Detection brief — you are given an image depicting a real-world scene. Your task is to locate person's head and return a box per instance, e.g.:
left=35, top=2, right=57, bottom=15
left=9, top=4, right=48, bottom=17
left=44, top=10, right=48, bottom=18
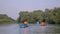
left=42, top=18, right=45, bottom=22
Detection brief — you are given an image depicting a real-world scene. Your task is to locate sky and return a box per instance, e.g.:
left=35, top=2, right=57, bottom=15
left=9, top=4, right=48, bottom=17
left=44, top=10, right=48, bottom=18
left=0, top=0, right=60, bottom=20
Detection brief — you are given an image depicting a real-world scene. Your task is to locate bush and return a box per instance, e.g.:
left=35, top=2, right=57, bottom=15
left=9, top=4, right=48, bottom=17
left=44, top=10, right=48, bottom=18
left=47, top=20, right=55, bottom=24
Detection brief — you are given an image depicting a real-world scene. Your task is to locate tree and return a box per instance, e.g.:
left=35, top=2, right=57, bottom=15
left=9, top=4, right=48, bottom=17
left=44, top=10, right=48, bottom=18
left=0, top=14, right=14, bottom=24
left=18, top=10, right=43, bottom=24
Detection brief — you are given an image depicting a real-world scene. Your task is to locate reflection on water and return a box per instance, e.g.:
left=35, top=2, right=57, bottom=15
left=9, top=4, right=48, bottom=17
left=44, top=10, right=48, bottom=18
left=42, top=26, right=45, bottom=34
left=0, top=24, right=60, bottom=34
left=24, top=26, right=46, bottom=34
left=24, top=28, right=27, bottom=34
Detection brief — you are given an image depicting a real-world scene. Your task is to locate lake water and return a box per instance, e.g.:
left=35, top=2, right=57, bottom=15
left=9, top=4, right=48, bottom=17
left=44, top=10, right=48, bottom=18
left=0, top=24, right=60, bottom=34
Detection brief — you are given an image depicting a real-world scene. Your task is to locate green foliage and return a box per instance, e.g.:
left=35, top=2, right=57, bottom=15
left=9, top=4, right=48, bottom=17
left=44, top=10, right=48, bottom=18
left=18, top=7, right=60, bottom=24
left=0, top=19, right=13, bottom=24
left=18, top=10, right=43, bottom=24
left=0, top=14, right=14, bottom=24
left=45, top=7, right=60, bottom=24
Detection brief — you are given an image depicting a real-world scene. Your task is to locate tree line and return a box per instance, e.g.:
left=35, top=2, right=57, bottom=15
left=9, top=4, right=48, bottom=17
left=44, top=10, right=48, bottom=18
left=0, top=14, right=15, bottom=24
left=0, top=7, right=60, bottom=24
left=17, top=7, right=60, bottom=24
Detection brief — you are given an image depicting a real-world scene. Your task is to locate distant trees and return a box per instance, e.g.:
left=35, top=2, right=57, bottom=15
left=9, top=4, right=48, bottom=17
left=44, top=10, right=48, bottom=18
left=18, top=10, right=44, bottom=24
left=0, top=14, right=14, bottom=24
left=18, top=7, right=60, bottom=24
left=45, top=7, right=60, bottom=24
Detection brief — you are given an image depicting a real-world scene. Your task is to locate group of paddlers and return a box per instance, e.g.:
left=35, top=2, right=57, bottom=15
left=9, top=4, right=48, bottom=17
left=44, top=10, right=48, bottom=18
left=23, top=19, right=46, bottom=26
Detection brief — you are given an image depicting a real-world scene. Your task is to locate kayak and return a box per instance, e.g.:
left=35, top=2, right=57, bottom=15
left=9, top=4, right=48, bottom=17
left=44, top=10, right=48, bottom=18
left=20, top=24, right=29, bottom=28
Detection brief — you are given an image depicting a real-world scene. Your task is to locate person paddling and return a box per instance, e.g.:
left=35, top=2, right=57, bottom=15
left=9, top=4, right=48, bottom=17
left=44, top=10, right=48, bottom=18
left=41, top=19, right=45, bottom=26
left=41, top=22, right=45, bottom=26
left=24, top=20, right=28, bottom=25
left=23, top=20, right=29, bottom=27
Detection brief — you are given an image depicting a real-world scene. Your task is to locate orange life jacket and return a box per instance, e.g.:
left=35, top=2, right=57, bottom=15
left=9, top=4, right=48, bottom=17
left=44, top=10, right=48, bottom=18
left=24, top=21, right=28, bottom=24
left=41, top=22, right=45, bottom=26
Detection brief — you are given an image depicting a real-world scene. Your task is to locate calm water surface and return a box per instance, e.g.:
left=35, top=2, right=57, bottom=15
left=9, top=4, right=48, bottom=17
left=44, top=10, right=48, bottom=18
left=0, top=24, right=60, bottom=34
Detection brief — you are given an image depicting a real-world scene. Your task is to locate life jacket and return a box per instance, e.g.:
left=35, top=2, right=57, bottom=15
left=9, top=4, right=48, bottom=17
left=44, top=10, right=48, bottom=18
left=24, top=21, right=28, bottom=24
left=41, top=22, right=45, bottom=26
